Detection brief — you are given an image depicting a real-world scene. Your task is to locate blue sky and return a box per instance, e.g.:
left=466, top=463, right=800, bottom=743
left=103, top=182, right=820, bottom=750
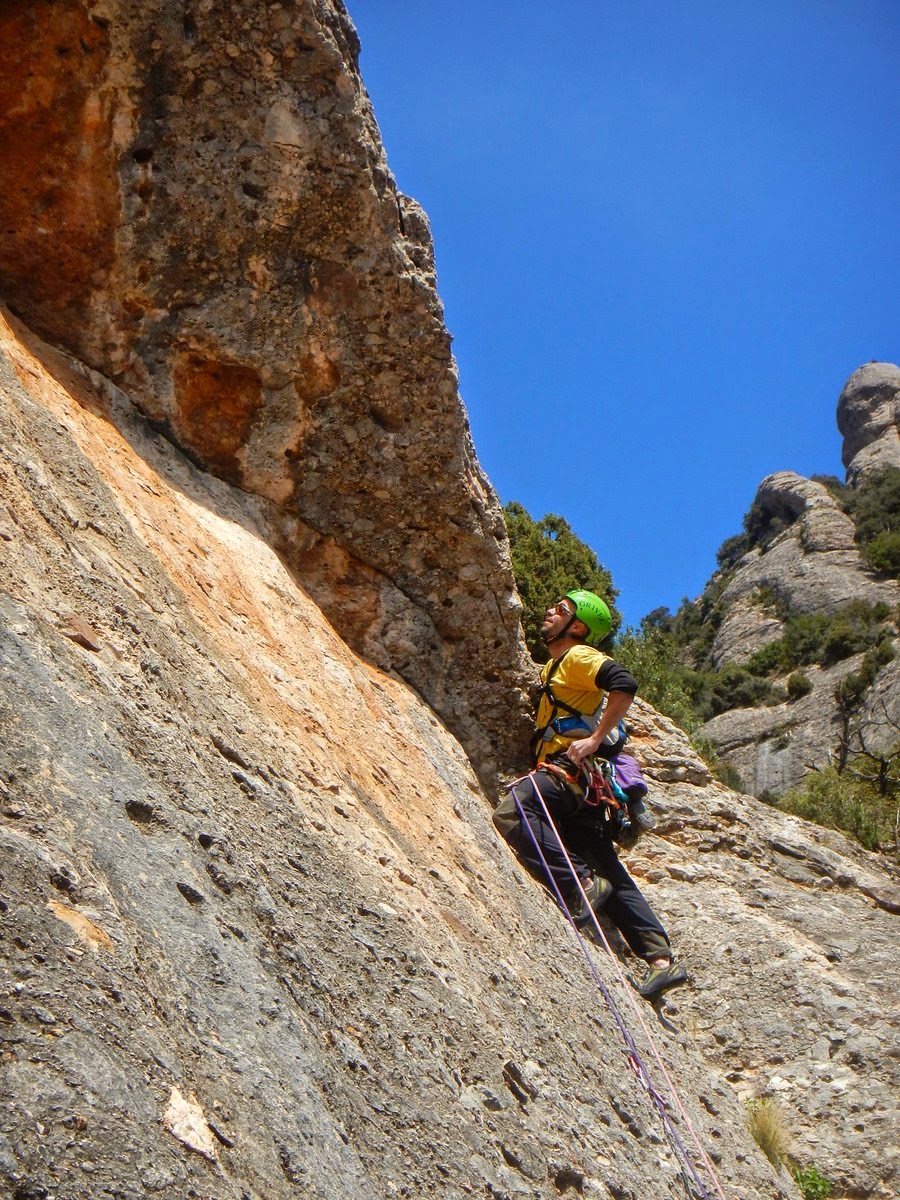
left=350, top=2, right=899, bottom=627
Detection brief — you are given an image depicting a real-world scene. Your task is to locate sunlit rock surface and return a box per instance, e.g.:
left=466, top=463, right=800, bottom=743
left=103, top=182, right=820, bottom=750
left=838, top=362, right=900, bottom=484
left=2, top=307, right=898, bottom=1200
left=702, top=376, right=899, bottom=794
left=0, top=3, right=897, bottom=1196
left=0, top=0, right=533, bottom=788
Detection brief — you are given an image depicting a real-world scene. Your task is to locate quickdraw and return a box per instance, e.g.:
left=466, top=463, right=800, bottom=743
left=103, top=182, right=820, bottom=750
left=534, top=756, right=635, bottom=844
left=584, top=759, right=616, bottom=809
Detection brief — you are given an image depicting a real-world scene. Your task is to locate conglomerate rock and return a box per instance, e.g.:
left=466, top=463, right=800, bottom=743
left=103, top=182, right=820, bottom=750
left=712, top=472, right=891, bottom=671
left=2, top=305, right=898, bottom=1200
left=0, top=5, right=897, bottom=1196
left=703, top=461, right=898, bottom=794
left=700, top=655, right=864, bottom=795
left=837, top=362, right=900, bottom=484
left=0, top=0, right=533, bottom=788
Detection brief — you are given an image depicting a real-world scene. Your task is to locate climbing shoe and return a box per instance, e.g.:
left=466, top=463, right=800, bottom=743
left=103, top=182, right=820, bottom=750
left=628, top=797, right=656, bottom=832
left=638, top=960, right=688, bottom=1000
left=572, top=874, right=612, bottom=927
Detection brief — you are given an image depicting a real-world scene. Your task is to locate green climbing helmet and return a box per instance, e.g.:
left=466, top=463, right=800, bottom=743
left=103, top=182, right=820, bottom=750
left=565, top=589, right=612, bottom=645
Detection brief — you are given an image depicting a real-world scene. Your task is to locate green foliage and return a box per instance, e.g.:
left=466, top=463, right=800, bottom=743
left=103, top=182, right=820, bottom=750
left=786, top=672, right=813, bottom=700
left=746, top=640, right=785, bottom=677
left=614, top=626, right=700, bottom=734
left=765, top=758, right=899, bottom=852
left=623, top=596, right=895, bottom=731
left=613, top=627, right=784, bottom=727
left=826, top=463, right=900, bottom=577
left=763, top=601, right=894, bottom=674
left=706, top=665, right=783, bottom=718
left=744, top=497, right=795, bottom=551
left=834, top=669, right=868, bottom=713
left=746, top=1101, right=836, bottom=1198
left=870, top=632, right=897, bottom=668
left=503, top=502, right=619, bottom=662
left=792, top=1165, right=833, bottom=1200
left=836, top=634, right=896, bottom=715
left=811, top=474, right=848, bottom=503
left=716, top=760, right=747, bottom=793
left=666, top=590, right=727, bottom=669
left=716, top=532, right=752, bottom=570
left=846, top=465, right=900, bottom=539
left=749, top=584, right=779, bottom=612
left=780, top=612, right=832, bottom=666
left=820, top=618, right=863, bottom=664
left=861, top=529, right=900, bottom=576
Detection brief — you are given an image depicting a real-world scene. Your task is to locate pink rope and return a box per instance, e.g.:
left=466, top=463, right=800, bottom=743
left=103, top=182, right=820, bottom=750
left=514, top=771, right=730, bottom=1200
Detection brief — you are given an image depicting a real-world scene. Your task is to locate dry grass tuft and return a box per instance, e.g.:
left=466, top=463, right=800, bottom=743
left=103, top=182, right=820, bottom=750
left=746, top=1097, right=791, bottom=1167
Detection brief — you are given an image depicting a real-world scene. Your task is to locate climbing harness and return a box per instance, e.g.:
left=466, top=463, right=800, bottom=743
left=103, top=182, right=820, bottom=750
left=530, top=650, right=626, bottom=765
left=507, top=772, right=729, bottom=1200
left=586, top=759, right=636, bottom=843
left=530, top=652, right=589, bottom=761
left=541, top=756, right=635, bottom=844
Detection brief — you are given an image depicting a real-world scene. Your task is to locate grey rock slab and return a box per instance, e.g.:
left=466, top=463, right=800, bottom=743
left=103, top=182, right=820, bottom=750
left=837, top=361, right=900, bottom=481
left=0, top=349, right=799, bottom=1200
left=0, top=0, right=535, bottom=792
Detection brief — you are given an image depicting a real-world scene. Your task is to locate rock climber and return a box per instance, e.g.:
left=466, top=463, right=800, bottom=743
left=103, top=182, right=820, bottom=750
left=493, top=590, right=687, bottom=1001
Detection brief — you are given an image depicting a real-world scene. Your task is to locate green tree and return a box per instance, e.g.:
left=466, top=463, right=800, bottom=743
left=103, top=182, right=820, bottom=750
left=861, top=529, right=900, bottom=576
left=787, top=672, right=813, bottom=701
left=811, top=473, right=848, bottom=503
left=716, top=532, right=751, bottom=570
left=503, top=502, right=619, bottom=661
left=842, top=465, right=900, bottom=579
left=747, top=640, right=786, bottom=677
left=844, top=464, right=900, bottom=538
left=743, top=496, right=795, bottom=550
left=767, top=757, right=898, bottom=853
left=614, top=624, right=699, bottom=733
left=707, top=664, right=782, bottom=717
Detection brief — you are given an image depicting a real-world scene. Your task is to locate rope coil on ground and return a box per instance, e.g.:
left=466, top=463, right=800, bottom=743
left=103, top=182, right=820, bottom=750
left=509, top=772, right=729, bottom=1200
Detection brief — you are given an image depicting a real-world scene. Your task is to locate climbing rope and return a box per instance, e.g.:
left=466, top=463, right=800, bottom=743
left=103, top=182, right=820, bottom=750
left=509, top=772, right=729, bottom=1200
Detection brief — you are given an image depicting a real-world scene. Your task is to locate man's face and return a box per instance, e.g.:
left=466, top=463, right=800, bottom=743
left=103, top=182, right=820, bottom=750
left=540, top=598, right=576, bottom=639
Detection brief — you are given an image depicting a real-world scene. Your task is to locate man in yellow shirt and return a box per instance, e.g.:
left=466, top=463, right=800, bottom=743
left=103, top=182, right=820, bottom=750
left=493, top=590, right=686, bottom=1000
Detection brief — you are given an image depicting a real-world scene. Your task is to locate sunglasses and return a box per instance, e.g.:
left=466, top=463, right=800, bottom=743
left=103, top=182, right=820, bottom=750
left=547, top=600, right=575, bottom=617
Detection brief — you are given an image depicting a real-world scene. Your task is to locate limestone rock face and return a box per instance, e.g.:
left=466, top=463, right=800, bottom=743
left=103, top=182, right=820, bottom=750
left=0, top=0, right=533, bottom=787
left=1, top=8, right=897, bottom=1195
left=705, top=648, right=900, bottom=796
left=708, top=593, right=784, bottom=671
left=702, top=464, right=898, bottom=795
left=837, top=361, right=900, bottom=483
left=701, top=656, right=861, bottom=794
left=2, top=309, right=898, bottom=1200
left=712, top=472, right=888, bottom=672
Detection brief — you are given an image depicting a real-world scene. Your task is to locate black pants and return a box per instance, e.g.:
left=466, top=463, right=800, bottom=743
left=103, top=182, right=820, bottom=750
left=493, top=766, right=671, bottom=961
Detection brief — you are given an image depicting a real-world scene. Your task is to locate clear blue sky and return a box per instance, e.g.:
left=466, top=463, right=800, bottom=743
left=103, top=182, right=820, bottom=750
left=350, top=2, right=899, bottom=627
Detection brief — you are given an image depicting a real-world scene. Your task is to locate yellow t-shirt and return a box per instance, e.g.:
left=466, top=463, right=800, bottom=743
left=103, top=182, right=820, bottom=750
left=534, top=644, right=610, bottom=763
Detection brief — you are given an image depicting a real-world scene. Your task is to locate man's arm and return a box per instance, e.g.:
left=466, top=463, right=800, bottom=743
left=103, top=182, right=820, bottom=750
left=565, top=689, right=634, bottom=766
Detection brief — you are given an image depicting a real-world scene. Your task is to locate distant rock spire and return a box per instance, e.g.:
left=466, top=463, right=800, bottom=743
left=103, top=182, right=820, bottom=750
left=837, top=361, right=900, bottom=484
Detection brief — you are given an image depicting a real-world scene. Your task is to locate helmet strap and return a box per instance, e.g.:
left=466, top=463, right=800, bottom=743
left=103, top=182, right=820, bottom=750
left=543, top=612, right=586, bottom=646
